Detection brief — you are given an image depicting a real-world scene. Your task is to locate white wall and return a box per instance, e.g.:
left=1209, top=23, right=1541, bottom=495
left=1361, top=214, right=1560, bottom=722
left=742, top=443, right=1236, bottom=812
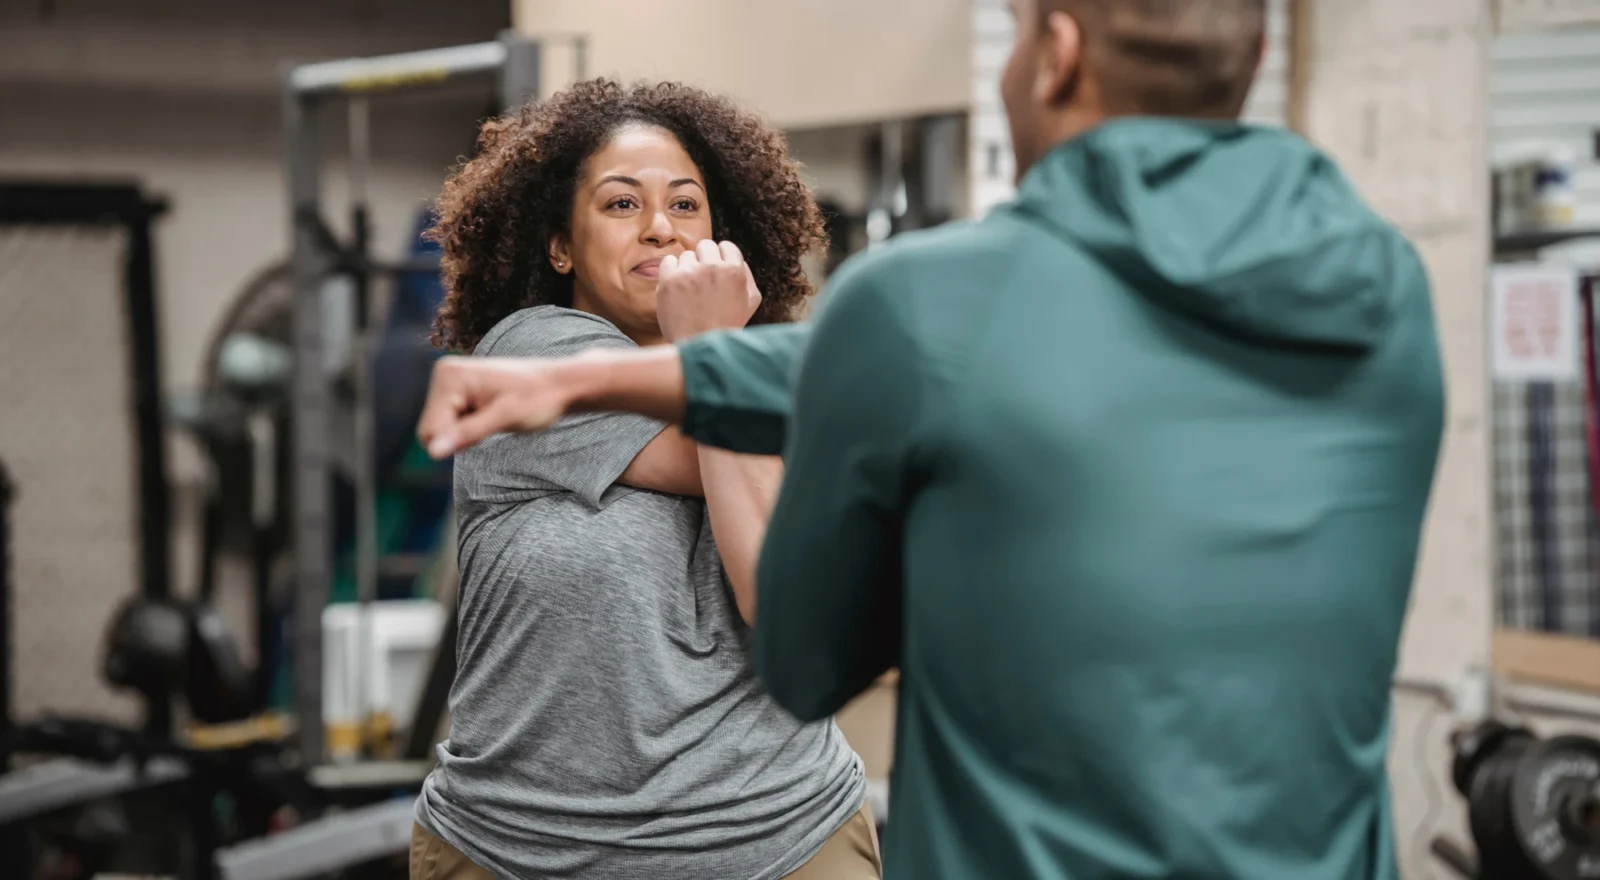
left=512, top=0, right=972, bottom=130
left=0, top=0, right=506, bottom=718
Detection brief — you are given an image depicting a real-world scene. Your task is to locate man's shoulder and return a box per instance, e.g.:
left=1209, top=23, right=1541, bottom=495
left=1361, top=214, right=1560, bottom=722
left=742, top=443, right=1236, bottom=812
left=818, top=211, right=1043, bottom=353
left=802, top=214, right=1047, bottom=398
left=479, top=305, right=631, bottom=358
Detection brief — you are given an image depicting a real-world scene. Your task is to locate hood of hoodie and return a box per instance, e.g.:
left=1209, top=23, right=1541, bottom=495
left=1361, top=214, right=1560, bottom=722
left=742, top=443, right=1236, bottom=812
left=1010, top=118, right=1418, bottom=351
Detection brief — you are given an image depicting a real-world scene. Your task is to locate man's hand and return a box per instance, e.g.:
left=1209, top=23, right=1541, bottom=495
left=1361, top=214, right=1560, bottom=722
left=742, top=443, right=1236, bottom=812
left=657, top=239, right=762, bottom=343
left=416, top=356, right=577, bottom=459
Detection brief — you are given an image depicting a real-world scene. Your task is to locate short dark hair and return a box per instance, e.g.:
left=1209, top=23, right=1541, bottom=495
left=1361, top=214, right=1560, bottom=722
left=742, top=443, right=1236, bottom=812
left=1047, top=0, right=1267, bottom=117
left=429, top=79, right=826, bottom=353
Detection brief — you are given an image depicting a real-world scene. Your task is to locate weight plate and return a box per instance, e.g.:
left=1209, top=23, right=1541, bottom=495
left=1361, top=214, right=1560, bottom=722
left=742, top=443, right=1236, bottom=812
left=1511, top=735, right=1600, bottom=880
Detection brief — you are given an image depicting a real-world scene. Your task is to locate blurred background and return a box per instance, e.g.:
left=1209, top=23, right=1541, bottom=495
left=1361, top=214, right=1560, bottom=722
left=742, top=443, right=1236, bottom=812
left=1, top=1, right=1599, bottom=878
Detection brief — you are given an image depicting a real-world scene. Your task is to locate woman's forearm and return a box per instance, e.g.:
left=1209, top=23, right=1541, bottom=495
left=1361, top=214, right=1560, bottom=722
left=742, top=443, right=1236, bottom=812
left=697, top=447, right=782, bottom=626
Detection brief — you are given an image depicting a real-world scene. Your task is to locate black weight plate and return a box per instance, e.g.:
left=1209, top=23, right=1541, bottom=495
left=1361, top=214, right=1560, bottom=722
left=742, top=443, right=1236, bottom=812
left=1511, top=734, right=1600, bottom=880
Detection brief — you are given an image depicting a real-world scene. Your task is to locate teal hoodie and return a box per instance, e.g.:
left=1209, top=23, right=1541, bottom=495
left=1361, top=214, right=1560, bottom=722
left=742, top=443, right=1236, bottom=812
left=679, top=119, right=1444, bottom=880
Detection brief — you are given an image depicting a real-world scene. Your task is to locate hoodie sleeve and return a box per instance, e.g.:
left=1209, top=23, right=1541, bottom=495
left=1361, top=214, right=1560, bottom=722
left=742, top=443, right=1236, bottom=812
left=677, top=323, right=812, bottom=455
left=753, top=258, right=927, bottom=721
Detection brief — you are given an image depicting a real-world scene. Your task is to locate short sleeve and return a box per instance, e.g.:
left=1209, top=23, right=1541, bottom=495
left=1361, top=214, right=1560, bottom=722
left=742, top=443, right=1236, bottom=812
left=457, top=306, right=668, bottom=509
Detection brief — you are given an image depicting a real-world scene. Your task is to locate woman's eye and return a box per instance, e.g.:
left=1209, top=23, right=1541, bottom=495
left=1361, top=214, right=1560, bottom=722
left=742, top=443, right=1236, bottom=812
left=608, top=196, right=638, bottom=210
left=672, top=198, right=698, bottom=212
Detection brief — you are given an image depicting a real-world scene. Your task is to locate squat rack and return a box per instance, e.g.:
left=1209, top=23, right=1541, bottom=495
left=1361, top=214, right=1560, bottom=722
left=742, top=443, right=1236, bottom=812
left=283, top=31, right=572, bottom=766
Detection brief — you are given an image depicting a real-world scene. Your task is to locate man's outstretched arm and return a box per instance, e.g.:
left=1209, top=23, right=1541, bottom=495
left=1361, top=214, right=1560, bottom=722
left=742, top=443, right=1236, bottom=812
left=419, top=346, right=681, bottom=458
left=417, top=324, right=810, bottom=460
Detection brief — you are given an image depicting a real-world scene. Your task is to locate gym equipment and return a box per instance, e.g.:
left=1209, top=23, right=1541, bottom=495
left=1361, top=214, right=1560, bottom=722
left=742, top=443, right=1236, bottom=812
left=0, top=179, right=417, bottom=878
left=214, top=797, right=416, bottom=880
left=102, top=596, right=253, bottom=726
left=0, top=182, right=200, bottom=879
left=1435, top=720, right=1600, bottom=880
left=0, top=755, right=189, bottom=827
left=162, top=273, right=298, bottom=722
left=284, top=31, right=555, bottom=766
left=1, top=458, right=12, bottom=773
left=0, top=440, right=304, bottom=880
left=0, top=181, right=176, bottom=740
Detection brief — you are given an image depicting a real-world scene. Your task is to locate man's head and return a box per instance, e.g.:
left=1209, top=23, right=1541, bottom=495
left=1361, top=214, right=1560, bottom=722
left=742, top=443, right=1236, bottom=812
left=1000, top=0, right=1267, bottom=180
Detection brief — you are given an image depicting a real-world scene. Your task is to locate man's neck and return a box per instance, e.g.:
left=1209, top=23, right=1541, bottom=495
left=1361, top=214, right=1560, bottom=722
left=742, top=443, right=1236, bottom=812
left=1017, top=106, right=1108, bottom=181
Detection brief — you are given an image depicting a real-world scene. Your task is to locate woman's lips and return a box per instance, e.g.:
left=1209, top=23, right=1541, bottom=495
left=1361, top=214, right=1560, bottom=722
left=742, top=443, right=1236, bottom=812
left=632, top=258, right=663, bottom=279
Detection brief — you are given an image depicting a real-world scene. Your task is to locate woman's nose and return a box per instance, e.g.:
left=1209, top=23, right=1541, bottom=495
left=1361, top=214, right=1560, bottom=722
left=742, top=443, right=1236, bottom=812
left=641, top=211, right=676, bottom=245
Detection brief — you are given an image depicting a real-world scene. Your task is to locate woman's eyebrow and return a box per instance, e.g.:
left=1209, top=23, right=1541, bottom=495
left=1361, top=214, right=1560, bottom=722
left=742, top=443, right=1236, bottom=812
left=595, top=175, right=704, bottom=192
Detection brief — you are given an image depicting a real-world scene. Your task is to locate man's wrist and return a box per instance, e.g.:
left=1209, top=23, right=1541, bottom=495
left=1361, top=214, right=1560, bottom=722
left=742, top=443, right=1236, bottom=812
left=558, top=349, right=619, bottom=414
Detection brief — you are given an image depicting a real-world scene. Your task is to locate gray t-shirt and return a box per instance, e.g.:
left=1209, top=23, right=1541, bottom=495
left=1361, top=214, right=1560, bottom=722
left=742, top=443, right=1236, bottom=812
left=416, top=306, right=865, bottom=879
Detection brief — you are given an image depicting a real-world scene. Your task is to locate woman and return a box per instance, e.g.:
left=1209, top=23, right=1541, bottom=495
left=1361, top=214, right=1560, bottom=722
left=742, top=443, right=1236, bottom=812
left=411, top=79, right=877, bottom=880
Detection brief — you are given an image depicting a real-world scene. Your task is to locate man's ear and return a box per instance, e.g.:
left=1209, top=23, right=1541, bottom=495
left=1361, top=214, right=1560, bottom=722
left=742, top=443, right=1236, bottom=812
left=1035, top=10, right=1084, bottom=106
left=549, top=237, right=572, bottom=274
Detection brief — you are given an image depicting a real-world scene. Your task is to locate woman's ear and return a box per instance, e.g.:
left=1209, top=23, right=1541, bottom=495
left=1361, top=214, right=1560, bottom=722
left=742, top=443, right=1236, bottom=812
left=549, top=237, right=572, bottom=274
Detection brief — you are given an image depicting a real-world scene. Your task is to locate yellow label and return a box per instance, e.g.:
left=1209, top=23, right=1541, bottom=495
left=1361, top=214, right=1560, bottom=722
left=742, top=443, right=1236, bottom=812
left=340, top=69, right=452, bottom=94
left=185, top=713, right=295, bottom=750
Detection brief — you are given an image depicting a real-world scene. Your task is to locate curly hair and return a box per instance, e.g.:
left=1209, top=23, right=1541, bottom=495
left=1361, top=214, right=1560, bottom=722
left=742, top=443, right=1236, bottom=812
left=429, top=79, right=827, bottom=353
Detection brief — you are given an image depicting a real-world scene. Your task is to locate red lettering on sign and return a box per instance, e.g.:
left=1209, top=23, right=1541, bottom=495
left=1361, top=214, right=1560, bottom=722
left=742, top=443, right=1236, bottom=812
left=1504, top=278, right=1564, bottom=361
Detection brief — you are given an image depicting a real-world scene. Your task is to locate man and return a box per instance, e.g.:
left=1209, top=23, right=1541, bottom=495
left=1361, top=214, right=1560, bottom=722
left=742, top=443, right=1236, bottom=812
left=418, top=1, right=1445, bottom=877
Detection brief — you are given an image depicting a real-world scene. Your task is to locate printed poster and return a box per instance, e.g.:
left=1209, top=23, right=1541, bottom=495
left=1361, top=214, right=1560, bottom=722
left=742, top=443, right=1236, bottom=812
left=1491, top=264, right=1581, bottom=382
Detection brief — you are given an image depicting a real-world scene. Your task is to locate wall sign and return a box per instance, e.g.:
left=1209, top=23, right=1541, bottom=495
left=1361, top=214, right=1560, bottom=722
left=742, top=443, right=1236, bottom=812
left=1491, top=263, right=1581, bottom=381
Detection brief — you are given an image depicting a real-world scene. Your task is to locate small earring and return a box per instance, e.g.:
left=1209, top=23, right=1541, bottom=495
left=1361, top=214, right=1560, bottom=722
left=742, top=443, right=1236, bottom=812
left=555, top=261, right=565, bottom=269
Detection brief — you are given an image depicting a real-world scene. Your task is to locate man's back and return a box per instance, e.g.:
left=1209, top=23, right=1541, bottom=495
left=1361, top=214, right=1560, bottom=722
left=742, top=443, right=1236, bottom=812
left=756, top=119, right=1443, bottom=879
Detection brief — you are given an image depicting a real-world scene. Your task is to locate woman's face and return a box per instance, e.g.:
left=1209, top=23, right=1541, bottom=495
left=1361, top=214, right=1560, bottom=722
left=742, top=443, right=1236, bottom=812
left=552, top=124, right=713, bottom=345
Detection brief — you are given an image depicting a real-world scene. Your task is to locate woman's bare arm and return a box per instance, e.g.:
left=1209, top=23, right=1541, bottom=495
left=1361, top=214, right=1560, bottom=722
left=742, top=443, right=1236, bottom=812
left=619, top=427, right=703, bottom=497
left=698, top=447, right=782, bottom=625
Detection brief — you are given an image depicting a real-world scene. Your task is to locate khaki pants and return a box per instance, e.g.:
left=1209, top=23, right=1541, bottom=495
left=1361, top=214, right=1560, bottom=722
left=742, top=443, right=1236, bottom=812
left=784, top=804, right=882, bottom=879
left=410, top=823, right=494, bottom=880
left=410, top=805, right=882, bottom=879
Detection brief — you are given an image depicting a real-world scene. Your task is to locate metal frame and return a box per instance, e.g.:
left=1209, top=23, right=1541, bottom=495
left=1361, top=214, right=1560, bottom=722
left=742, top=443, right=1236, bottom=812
left=214, top=797, right=416, bottom=880
left=0, top=756, right=189, bottom=826
left=0, top=459, right=11, bottom=775
left=0, top=181, right=174, bottom=738
left=282, top=31, right=550, bottom=765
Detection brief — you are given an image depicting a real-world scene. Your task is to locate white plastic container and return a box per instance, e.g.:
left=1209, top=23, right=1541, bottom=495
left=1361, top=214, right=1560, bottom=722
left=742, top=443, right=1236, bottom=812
left=322, top=599, right=448, bottom=761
